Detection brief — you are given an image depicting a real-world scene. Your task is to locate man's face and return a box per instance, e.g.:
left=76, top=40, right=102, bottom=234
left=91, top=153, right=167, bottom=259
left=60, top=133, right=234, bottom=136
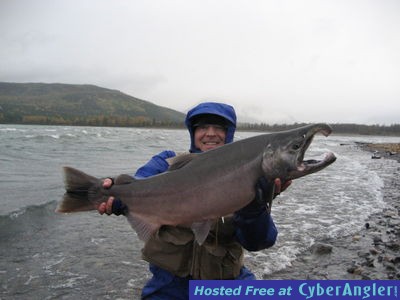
left=193, top=124, right=227, bottom=152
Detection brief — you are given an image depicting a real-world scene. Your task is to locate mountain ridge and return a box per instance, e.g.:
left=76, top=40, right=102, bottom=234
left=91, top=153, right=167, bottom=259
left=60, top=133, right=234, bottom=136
left=0, top=82, right=185, bottom=127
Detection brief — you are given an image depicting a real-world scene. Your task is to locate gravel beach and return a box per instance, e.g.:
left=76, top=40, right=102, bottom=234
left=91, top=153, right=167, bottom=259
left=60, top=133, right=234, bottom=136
left=264, top=143, right=400, bottom=280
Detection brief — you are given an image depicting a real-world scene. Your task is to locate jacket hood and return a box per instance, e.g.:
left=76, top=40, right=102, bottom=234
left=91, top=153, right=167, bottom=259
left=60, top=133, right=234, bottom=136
left=185, top=102, right=237, bottom=152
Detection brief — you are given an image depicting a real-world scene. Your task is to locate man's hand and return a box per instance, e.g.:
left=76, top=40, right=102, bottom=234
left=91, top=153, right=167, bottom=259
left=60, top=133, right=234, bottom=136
left=97, top=178, right=115, bottom=215
left=97, top=197, right=115, bottom=215
left=273, top=178, right=292, bottom=197
left=103, top=177, right=113, bottom=189
left=97, top=178, right=128, bottom=216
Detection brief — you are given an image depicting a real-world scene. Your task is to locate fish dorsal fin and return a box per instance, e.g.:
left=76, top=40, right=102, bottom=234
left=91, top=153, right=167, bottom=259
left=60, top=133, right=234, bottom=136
left=167, top=153, right=198, bottom=171
left=114, top=174, right=135, bottom=185
left=126, top=212, right=160, bottom=242
left=191, top=220, right=213, bottom=245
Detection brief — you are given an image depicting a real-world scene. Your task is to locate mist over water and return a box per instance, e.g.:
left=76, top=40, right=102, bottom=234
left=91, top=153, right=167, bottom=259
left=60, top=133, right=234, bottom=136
left=1, top=125, right=399, bottom=299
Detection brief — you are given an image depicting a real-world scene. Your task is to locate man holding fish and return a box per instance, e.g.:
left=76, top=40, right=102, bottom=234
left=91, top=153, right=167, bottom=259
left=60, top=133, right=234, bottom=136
left=98, top=102, right=291, bottom=299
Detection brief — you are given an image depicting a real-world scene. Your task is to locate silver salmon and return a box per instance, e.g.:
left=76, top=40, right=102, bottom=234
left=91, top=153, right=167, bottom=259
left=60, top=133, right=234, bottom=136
left=57, top=123, right=336, bottom=244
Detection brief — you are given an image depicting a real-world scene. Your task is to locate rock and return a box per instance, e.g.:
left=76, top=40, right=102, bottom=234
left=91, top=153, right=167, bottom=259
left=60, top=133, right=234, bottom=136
left=383, top=261, right=396, bottom=271
left=347, top=266, right=357, bottom=274
left=392, top=257, right=400, bottom=264
left=364, top=257, right=375, bottom=268
left=386, top=264, right=396, bottom=272
left=377, top=220, right=387, bottom=226
left=373, top=235, right=383, bottom=245
left=369, top=248, right=379, bottom=255
left=361, top=273, right=372, bottom=280
left=386, top=242, right=400, bottom=251
left=358, top=251, right=371, bottom=258
left=310, top=243, right=333, bottom=255
left=384, top=210, right=398, bottom=218
left=347, top=262, right=364, bottom=275
left=389, top=219, right=400, bottom=227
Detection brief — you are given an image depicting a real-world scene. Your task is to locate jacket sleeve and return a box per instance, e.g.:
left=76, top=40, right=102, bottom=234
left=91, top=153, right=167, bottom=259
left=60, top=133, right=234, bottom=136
left=134, top=150, right=176, bottom=179
left=233, top=209, right=277, bottom=251
left=233, top=178, right=278, bottom=251
left=111, top=150, right=176, bottom=215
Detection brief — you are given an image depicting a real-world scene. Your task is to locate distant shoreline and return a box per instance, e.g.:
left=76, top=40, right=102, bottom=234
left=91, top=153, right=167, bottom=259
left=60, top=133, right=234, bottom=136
left=360, top=143, right=400, bottom=163
left=1, top=122, right=400, bottom=136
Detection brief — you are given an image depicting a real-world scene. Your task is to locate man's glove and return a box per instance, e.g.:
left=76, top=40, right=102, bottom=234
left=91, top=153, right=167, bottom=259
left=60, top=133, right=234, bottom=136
left=111, top=199, right=128, bottom=216
left=235, top=177, right=275, bottom=217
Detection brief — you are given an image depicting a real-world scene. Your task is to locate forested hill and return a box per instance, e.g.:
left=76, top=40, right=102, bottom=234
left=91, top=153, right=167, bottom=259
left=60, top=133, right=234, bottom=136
left=0, top=82, right=398, bottom=135
left=0, top=82, right=185, bottom=127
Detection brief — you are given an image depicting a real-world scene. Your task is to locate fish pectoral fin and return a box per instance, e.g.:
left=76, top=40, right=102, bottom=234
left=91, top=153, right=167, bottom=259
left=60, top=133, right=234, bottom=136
left=167, top=153, right=199, bottom=171
left=126, top=213, right=160, bottom=242
left=191, top=220, right=213, bottom=245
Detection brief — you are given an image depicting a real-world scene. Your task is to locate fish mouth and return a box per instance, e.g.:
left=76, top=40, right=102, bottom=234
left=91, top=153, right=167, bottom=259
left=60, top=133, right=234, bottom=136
left=297, top=152, right=337, bottom=174
left=290, top=124, right=337, bottom=179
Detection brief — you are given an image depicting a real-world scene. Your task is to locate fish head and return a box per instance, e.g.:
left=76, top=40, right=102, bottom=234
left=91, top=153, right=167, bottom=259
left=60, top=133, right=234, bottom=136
left=261, top=123, right=337, bottom=180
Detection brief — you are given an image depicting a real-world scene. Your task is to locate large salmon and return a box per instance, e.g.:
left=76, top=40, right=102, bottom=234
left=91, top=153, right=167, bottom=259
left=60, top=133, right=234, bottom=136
left=57, top=124, right=336, bottom=244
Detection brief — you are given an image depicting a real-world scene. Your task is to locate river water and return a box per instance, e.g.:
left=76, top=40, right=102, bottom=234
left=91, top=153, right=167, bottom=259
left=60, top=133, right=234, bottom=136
left=1, top=124, right=399, bottom=299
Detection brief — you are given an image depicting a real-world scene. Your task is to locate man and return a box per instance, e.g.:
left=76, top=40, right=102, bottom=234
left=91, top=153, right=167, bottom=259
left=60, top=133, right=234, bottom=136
left=98, top=102, right=290, bottom=299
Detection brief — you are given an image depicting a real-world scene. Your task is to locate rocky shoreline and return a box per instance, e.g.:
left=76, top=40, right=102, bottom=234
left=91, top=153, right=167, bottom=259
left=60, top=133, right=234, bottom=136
left=360, top=143, right=400, bottom=163
left=264, top=143, right=400, bottom=280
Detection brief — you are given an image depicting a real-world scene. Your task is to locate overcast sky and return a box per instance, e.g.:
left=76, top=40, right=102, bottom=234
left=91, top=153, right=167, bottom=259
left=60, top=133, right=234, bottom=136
left=1, top=0, right=399, bottom=125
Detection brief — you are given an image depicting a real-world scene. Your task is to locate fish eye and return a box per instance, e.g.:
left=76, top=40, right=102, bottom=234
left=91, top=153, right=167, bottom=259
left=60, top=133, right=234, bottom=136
left=292, top=143, right=301, bottom=150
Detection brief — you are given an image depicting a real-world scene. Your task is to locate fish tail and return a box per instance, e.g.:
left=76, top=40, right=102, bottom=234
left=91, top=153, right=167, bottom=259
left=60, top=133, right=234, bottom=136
left=56, top=166, right=105, bottom=213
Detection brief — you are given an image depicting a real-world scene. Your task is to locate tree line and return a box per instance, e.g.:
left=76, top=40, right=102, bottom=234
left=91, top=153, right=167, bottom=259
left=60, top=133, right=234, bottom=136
left=0, top=113, right=183, bottom=128
left=237, top=122, right=400, bottom=136
left=1, top=111, right=399, bottom=136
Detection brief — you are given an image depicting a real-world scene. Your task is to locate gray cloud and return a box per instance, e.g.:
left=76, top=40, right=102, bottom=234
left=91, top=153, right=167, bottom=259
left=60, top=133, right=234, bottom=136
left=1, top=0, right=399, bottom=124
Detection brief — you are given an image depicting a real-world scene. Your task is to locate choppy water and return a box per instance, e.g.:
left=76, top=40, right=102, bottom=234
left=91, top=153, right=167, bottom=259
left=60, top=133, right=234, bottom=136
left=1, top=124, right=399, bottom=299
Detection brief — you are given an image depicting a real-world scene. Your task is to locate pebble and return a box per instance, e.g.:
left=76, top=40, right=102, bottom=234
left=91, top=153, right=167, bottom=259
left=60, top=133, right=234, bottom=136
left=386, top=242, right=400, bottom=251
left=389, top=219, right=400, bottom=227
left=357, top=251, right=370, bottom=258
left=392, top=257, right=400, bottom=264
left=373, top=236, right=383, bottom=245
left=369, top=248, right=379, bottom=255
left=347, top=265, right=363, bottom=275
